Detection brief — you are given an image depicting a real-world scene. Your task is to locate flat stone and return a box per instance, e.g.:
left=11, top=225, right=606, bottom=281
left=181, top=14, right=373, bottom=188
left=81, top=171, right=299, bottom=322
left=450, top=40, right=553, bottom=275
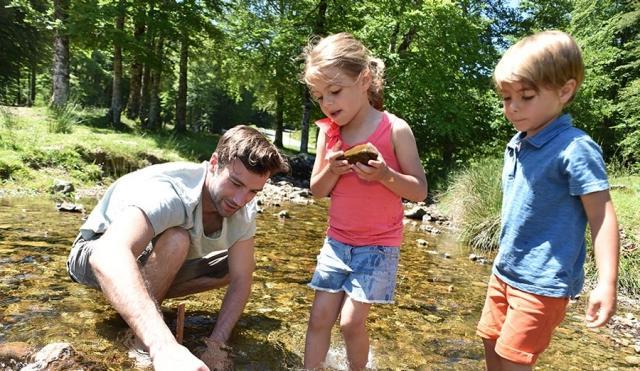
left=337, top=143, right=379, bottom=165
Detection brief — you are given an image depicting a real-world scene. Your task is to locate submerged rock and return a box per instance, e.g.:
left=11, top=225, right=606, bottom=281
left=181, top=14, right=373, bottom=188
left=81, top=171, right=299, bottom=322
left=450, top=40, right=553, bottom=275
left=0, top=341, right=34, bottom=360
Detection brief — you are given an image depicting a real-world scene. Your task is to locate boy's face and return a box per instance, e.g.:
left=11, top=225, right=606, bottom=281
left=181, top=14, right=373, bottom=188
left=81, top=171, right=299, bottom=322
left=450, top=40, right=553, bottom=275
left=499, top=81, right=572, bottom=137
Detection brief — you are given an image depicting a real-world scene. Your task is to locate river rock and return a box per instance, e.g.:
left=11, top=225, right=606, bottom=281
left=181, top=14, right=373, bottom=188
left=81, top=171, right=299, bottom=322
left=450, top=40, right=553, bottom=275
left=0, top=341, right=34, bottom=360
left=337, top=143, right=379, bottom=165
left=625, top=356, right=640, bottom=365
left=52, top=179, right=74, bottom=195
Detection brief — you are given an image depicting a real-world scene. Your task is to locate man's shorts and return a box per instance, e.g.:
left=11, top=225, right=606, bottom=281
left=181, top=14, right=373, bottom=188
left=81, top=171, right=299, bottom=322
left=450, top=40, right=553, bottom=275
left=67, top=232, right=229, bottom=289
left=308, top=237, right=400, bottom=304
left=476, top=274, right=569, bottom=365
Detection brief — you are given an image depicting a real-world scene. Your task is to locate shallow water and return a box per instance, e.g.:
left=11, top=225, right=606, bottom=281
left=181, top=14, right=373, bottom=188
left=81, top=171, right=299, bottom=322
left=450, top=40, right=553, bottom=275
left=0, top=197, right=633, bottom=369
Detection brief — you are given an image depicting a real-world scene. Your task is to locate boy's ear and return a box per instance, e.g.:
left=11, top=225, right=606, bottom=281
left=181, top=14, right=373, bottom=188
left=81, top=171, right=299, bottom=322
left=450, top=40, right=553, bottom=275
left=559, top=79, right=577, bottom=104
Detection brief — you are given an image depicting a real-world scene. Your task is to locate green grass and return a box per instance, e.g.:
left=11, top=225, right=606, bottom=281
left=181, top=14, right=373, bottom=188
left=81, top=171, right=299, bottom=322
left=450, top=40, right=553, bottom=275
left=0, top=105, right=220, bottom=194
left=438, top=157, right=503, bottom=251
left=608, top=173, right=640, bottom=296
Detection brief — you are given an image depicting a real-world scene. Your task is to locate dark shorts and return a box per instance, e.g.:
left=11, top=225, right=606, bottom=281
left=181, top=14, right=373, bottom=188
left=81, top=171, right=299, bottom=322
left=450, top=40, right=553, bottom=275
left=67, top=232, right=229, bottom=289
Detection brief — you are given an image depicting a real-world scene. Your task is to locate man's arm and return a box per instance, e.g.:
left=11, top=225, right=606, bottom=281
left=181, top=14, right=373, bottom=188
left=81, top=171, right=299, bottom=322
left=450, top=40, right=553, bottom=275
left=207, top=237, right=256, bottom=343
left=581, top=190, right=619, bottom=328
left=89, top=206, right=208, bottom=371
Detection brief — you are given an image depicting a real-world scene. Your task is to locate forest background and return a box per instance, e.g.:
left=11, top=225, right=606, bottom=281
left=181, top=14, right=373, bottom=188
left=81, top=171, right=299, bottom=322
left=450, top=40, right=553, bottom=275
left=1, top=0, right=639, bottom=293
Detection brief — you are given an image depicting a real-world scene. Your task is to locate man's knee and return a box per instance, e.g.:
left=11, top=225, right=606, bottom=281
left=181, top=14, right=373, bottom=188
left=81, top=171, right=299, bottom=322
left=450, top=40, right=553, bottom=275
left=158, top=227, right=190, bottom=252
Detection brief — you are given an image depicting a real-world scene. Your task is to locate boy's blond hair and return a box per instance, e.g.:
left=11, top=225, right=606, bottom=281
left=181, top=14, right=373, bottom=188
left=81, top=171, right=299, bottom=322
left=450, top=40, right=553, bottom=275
left=494, top=30, right=584, bottom=102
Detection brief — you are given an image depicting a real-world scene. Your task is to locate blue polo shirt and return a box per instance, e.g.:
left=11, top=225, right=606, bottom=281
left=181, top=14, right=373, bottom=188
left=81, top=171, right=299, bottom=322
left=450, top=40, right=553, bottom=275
left=493, top=114, right=609, bottom=298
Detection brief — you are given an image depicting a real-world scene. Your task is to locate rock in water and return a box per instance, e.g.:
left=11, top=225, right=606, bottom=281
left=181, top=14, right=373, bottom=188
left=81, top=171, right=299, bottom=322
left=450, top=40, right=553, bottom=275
left=337, top=143, right=379, bottom=165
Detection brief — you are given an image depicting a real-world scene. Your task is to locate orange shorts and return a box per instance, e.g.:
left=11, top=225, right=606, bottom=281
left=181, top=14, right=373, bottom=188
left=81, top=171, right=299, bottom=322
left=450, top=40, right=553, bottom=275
left=476, top=274, right=569, bottom=365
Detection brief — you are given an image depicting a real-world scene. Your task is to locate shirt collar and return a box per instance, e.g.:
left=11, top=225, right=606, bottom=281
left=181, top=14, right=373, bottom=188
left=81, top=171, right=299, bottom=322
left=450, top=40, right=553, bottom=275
left=507, top=114, right=573, bottom=150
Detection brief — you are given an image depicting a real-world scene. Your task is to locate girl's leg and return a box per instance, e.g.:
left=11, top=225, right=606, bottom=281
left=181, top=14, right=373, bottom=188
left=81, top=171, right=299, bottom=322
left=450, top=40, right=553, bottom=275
left=304, top=291, right=344, bottom=368
left=339, top=297, right=371, bottom=370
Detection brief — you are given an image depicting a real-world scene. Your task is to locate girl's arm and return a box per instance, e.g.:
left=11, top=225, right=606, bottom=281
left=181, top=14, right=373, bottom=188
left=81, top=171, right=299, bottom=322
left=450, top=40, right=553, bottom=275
left=352, top=119, right=427, bottom=202
left=581, top=189, right=619, bottom=328
left=309, top=132, right=350, bottom=198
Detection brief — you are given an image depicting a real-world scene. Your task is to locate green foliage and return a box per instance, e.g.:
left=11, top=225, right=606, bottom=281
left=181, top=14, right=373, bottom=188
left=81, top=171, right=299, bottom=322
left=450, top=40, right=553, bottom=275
left=440, top=157, right=503, bottom=251
left=0, top=151, right=26, bottom=180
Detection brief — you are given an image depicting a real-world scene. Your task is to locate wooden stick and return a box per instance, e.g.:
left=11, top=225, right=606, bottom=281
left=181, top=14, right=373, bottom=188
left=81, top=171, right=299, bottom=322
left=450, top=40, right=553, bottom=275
left=176, top=303, right=186, bottom=344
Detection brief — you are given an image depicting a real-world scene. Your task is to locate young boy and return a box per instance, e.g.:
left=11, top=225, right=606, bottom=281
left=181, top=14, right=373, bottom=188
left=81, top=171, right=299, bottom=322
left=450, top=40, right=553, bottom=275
left=476, top=30, right=620, bottom=370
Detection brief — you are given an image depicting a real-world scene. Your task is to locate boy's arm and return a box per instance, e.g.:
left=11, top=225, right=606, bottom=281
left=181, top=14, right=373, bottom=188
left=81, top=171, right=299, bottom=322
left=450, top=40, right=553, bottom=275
left=310, top=133, right=350, bottom=198
left=580, top=190, right=619, bottom=328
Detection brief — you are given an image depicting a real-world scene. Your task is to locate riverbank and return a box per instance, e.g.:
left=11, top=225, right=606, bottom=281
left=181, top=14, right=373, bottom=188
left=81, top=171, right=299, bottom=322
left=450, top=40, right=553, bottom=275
left=2, top=105, right=639, bottom=366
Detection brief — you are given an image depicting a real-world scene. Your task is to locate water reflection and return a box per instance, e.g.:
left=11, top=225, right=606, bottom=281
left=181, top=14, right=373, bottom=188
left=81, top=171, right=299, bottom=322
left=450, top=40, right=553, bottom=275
left=0, top=197, right=628, bottom=369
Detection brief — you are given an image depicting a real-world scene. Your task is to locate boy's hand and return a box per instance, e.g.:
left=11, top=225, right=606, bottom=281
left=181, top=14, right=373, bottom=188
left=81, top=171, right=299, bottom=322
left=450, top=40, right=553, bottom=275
left=585, top=282, right=617, bottom=328
left=325, top=141, right=351, bottom=176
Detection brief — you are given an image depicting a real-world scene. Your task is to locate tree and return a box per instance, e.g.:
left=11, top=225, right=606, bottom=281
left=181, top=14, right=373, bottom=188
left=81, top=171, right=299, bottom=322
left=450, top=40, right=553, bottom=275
left=571, top=0, right=640, bottom=164
left=108, top=0, right=127, bottom=128
left=51, top=0, right=70, bottom=108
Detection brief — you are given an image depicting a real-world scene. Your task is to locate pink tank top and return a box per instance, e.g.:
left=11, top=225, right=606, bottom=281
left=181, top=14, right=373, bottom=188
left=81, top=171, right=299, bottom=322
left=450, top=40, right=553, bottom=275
left=323, top=112, right=404, bottom=247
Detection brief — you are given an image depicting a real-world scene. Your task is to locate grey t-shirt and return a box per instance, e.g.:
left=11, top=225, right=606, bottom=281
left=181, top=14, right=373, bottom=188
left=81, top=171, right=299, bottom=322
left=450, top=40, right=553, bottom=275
left=80, top=161, right=257, bottom=260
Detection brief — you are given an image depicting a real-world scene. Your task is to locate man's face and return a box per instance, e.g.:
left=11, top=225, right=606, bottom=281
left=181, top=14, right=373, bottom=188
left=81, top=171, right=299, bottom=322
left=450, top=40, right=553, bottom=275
left=206, top=155, right=269, bottom=217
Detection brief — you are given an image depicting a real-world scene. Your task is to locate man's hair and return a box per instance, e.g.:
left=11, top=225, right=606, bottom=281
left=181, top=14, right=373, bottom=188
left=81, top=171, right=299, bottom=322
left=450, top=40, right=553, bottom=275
left=214, top=125, right=289, bottom=176
left=494, top=30, right=584, bottom=102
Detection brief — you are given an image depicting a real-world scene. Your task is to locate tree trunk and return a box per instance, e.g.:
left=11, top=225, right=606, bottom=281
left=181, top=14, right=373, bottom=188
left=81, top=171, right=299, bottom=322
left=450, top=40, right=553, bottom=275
left=140, top=1, right=156, bottom=126
left=16, top=69, right=21, bottom=106
left=297, top=0, right=327, bottom=151
left=28, top=63, right=36, bottom=106
left=109, top=2, right=126, bottom=129
left=175, top=30, right=188, bottom=134
left=145, top=35, right=164, bottom=130
left=299, top=89, right=311, bottom=153
left=126, top=17, right=145, bottom=120
left=51, top=0, right=70, bottom=108
left=274, top=88, right=284, bottom=148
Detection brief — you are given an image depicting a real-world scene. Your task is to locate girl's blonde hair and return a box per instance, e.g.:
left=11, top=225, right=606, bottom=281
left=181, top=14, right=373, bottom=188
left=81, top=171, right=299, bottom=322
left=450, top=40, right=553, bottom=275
left=494, top=30, right=584, bottom=102
left=302, top=32, right=385, bottom=110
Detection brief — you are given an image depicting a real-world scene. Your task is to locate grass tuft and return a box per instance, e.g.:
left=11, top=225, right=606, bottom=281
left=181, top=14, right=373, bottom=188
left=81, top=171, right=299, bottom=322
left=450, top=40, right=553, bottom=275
left=439, top=157, right=503, bottom=252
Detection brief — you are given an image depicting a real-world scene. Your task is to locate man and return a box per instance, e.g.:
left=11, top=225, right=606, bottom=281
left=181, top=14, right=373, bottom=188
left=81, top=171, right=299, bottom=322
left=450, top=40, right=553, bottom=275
left=67, top=125, right=289, bottom=370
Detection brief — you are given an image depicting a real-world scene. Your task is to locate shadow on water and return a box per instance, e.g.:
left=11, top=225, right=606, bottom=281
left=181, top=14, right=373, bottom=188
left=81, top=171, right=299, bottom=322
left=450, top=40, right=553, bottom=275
left=0, top=197, right=633, bottom=369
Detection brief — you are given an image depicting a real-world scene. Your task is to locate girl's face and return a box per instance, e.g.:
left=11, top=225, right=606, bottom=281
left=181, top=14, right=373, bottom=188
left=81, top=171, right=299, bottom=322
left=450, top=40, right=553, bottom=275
left=309, top=67, right=371, bottom=126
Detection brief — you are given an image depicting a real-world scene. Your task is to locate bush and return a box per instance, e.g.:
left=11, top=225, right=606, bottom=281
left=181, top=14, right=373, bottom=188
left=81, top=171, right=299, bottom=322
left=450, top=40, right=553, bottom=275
left=48, top=102, right=83, bottom=133
left=440, top=157, right=503, bottom=251
left=0, top=154, right=26, bottom=180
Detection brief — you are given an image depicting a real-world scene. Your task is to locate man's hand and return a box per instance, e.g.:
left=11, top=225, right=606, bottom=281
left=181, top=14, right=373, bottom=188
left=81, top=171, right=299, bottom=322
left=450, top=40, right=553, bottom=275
left=585, top=282, right=617, bottom=328
left=200, top=338, right=233, bottom=371
left=151, top=342, right=210, bottom=371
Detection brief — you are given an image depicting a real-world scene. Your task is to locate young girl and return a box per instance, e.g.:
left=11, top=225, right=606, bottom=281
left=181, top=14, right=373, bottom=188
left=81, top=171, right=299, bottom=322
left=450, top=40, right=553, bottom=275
left=302, top=33, right=428, bottom=369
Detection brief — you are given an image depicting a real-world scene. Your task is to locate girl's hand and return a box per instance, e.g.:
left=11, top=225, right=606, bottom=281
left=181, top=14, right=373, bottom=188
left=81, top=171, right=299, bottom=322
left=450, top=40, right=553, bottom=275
left=325, top=141, right=351, bottom=176
left=352, top=150, right=390, bottom=183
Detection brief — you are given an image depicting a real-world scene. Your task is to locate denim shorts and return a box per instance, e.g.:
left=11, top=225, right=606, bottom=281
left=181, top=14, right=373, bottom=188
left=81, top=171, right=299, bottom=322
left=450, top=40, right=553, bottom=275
left=308, top=237, right=400, bottom=304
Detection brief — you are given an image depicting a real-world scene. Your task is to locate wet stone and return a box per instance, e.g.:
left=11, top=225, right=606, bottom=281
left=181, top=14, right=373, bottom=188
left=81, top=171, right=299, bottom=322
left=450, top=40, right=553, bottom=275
left=337, top=143, right=379, bottom=165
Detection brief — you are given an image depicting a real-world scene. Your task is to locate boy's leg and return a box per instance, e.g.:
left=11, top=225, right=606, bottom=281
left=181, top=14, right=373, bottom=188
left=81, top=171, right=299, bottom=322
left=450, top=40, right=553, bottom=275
left=304, top=291, right=344, bottom=368
left=482, top=338, right=502, bottom=371
left=477, top=274, right=509, bottom=371
left=339, top=297, right=371, bottom=371
left=478, top=275, right=568, bottom=369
